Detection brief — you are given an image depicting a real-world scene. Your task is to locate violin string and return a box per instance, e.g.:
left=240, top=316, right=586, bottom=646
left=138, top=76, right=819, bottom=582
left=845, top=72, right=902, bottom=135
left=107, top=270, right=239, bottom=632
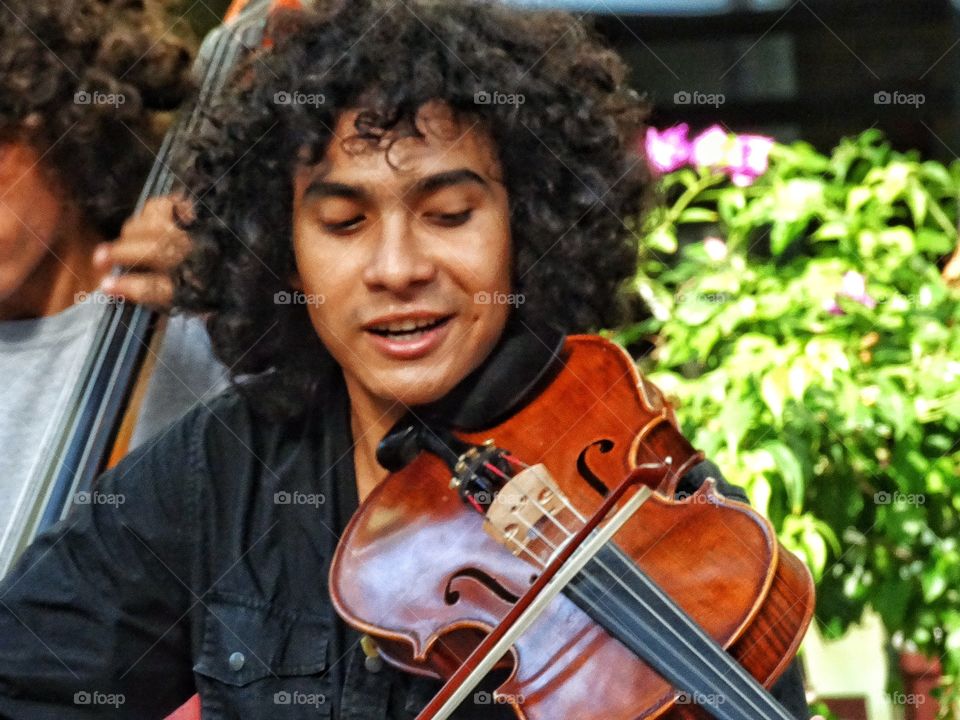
left=530, top=489, right=793, bottom=720
left=502, top=501, right=751, bottom=720
left=515, top=506, right=786, bottom=720
left=572, top=549, right=792, bottom=720
left=497, top=486, right=792, bottom=720
left=499, top=508, right=759, bottom=720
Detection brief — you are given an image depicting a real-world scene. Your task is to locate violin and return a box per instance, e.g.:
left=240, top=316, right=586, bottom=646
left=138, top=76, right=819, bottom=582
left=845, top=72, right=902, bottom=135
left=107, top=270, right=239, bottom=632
left=330, top=334, right=815, bottom=720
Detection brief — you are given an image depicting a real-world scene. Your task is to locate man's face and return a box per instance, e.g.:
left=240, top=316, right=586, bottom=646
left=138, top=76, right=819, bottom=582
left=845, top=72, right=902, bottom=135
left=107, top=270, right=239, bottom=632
left=292, top=102, right=512, bottom=412
left=0, top=143, right=64, bottom=305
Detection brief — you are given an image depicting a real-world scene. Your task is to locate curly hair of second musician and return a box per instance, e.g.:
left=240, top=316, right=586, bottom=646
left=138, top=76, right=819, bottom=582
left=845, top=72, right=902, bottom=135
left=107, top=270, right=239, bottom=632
left=0, top=0, right=194, bottom=238
left=177, top=0, right=651, bottom=417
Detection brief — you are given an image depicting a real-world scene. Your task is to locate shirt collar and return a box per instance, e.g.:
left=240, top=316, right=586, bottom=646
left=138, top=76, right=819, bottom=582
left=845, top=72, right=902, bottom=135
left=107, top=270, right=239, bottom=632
left=417, top=316, right=566, bottom=431
left=376, top=317, right=566, bottom=470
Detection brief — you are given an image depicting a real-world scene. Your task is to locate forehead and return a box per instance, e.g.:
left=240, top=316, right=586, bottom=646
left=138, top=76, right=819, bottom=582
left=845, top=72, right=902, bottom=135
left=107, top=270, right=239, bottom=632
left=303, top=101, right=501, bottom=188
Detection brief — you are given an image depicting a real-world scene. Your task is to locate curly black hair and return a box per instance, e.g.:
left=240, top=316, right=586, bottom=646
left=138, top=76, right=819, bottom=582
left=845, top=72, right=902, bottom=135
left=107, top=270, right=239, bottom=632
left=0, top=0, right=195, bottom=238
left=177, top=0, right=651, bottom=416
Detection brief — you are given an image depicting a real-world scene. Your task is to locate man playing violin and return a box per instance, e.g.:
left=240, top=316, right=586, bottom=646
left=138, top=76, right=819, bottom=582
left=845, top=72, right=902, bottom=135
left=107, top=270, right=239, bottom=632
left=0, top=0, right=226, bottom=570
left=0, top=1, right=819, bottom=718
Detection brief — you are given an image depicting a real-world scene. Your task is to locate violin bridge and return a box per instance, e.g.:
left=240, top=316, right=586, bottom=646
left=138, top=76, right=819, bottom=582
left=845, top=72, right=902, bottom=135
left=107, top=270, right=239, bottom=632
left=483, top=464, right=567, bottom=558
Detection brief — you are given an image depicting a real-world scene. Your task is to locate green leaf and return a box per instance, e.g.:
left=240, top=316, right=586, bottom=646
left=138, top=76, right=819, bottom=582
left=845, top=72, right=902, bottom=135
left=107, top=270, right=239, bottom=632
left=678, top=207, right=719, bottom=224
left=922, top=568, right=948, bottom=602
left=907, top=180, right=928, bottom=226
left=646, top=226, right=678, bottom=253
left=770, top=220, right=807, bottom=256
left=761, top=366, right=790, bottom=422
left=812, top=221, right=849, bottom=242
left=847, top=186, right=873, bottom=215
left=763, top=441, right=805, bottom=514
left=787, top=358, right=812, bottom=401
left=914, top=228, right=954, bottom=255
left=878, top=226, right=916, bottom=256
left=803, top=525, right=828, bottom=578
left=920, top=160, right=952, bottom=188
left=718, top=395, right=755, bottom=457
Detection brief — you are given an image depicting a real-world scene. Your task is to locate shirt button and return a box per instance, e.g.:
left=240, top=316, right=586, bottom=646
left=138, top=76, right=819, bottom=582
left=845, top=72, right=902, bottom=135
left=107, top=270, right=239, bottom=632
left=228, top=651, right=246, bottom=671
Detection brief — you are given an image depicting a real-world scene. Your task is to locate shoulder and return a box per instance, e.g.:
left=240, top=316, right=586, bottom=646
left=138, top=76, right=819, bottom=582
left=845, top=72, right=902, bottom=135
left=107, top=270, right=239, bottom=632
left=191, top=383, right=319, bottom=466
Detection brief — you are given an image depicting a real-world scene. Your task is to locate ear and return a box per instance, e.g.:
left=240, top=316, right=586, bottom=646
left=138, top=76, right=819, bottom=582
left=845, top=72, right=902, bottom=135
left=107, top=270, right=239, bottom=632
left=289, top=272, right=303, bottom=290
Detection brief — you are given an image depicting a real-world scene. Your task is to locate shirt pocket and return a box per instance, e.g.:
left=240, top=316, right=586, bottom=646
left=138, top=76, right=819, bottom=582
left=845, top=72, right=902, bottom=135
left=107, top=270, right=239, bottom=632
left=193, top=596, right=332, bottom=719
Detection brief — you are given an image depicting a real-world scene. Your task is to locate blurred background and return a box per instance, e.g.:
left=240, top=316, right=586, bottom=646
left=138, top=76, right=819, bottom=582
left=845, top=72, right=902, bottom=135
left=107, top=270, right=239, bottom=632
left=185, top=0, right=960, bottom=157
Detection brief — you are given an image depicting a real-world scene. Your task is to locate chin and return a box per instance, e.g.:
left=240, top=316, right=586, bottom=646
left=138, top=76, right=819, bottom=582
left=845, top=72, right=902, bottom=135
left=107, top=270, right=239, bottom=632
left=386, top=385, right=449, bottom=409
left=376, top=372, right=457, bottom=409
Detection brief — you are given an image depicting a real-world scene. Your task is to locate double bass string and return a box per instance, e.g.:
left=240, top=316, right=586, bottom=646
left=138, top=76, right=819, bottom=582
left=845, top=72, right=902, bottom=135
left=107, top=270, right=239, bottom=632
left=500, top=482, right=795, bottom=720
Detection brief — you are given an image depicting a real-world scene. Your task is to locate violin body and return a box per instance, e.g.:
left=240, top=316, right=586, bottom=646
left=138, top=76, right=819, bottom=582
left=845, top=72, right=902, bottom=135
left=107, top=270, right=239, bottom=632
left=330, top=335, right=815, bottom=719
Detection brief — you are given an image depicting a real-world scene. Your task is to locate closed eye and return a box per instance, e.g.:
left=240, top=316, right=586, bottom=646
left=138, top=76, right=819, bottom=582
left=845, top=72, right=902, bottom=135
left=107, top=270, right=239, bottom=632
left=427, top=209, right=473, bottom=227
left=324, top=215, right=365, bottom=233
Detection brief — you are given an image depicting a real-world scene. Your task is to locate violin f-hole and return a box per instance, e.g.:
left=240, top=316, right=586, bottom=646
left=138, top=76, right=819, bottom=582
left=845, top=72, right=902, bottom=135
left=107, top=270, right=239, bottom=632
left=443, top=569, right=521, bottom=606
left=576, top=439, right=615, bottom=499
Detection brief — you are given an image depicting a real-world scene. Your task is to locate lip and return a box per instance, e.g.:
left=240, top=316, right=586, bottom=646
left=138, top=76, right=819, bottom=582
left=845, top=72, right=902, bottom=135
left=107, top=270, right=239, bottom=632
left=362, top=312, right=455, bottom=361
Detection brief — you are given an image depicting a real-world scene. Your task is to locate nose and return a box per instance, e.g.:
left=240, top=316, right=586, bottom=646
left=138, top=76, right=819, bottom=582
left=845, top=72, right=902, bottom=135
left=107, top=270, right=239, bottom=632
left=362, top=213, right=437, bottom=293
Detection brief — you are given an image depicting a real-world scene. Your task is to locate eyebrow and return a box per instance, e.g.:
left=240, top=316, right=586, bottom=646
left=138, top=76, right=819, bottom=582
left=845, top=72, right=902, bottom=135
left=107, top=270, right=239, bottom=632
left=302, top=168, right=491, bottom=203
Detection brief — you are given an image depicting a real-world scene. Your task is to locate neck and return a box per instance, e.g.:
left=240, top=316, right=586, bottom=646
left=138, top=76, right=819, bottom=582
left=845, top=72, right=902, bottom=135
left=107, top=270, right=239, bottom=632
left=347, top=386, right=405, bottom=503
left=0, top=224, right=104, bottom=321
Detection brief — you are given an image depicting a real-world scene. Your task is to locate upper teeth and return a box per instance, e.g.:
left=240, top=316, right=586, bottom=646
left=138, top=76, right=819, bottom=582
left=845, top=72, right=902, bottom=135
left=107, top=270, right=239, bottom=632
left=372, top=318, right=440, bottom=333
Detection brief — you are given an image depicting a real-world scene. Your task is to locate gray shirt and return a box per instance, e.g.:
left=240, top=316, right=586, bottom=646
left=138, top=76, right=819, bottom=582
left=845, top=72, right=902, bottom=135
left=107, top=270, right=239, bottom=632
left=0, top=293, right=227, bottom=573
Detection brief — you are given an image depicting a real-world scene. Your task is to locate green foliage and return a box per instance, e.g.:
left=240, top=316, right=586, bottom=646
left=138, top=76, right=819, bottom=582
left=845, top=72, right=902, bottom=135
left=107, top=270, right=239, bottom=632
left=620, top=130, right=960, bottom=704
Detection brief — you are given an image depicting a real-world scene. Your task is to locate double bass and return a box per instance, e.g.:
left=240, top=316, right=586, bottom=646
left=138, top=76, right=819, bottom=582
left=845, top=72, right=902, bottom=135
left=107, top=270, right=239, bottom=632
left=3, top=0, right=303, bottom=568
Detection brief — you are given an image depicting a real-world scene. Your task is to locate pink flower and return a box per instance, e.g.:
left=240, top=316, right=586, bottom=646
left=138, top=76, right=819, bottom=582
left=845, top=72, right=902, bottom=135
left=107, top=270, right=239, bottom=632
left=738, top=135, right=775, bottom=175
left=691, top=125, right=729, bottom=168
left=727, top=134, right=774, bottom=187
left=645, top=124, right=692, bottom=174
left=839, top=271, right=877, bottom=309
left=646, top=124, right=775, bottom=186
left=825, top=271, right=877, bottom=315
left=823, top=298, right=845, bottom=316
left=690, top=126, right=774, bottom=187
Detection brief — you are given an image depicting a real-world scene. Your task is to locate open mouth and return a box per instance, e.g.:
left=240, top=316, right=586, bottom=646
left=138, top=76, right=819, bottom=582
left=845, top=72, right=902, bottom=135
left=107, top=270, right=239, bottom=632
left=366, top=315, right=453, bottom=340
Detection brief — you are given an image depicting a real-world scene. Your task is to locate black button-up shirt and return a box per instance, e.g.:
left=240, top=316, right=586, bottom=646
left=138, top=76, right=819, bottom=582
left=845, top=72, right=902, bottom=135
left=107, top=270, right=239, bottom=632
left=0, top=325, right=810, bottom=719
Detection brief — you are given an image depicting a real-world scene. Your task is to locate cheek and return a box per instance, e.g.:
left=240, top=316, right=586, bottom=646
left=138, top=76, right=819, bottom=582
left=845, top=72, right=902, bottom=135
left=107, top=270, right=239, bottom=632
left=0, top=204, right=59, bottom=298
left=459, top=215, right=513, bottom=293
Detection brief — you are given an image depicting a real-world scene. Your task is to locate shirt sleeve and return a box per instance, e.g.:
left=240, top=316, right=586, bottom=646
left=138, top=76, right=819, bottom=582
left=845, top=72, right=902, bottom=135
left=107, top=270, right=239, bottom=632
left=0, top=408, right=205, bottom=719
left=677, top=458, right=811, bottom=720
